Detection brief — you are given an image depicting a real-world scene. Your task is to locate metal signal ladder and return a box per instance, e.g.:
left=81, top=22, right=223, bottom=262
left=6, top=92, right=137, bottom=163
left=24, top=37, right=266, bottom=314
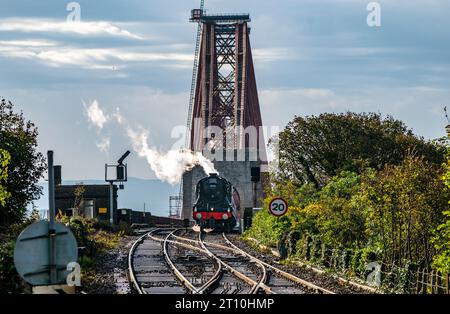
left=185, top=0, right=205, bottom=148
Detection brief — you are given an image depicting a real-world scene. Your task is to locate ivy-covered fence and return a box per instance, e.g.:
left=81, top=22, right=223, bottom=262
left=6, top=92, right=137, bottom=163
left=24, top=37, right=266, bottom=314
left=288, top=233, right=449, bottom=294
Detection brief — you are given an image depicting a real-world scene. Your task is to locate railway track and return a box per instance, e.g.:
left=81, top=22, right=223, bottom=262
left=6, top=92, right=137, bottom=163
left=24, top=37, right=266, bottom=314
left=128, top=228, right=335, bottom=295
left=128, top=229, right=186, bottom=294
left=199, top=232, right=268, bottom=294
left=175, top=231, right=334, bottom=294
left=129, top=229, right=221, bottom=294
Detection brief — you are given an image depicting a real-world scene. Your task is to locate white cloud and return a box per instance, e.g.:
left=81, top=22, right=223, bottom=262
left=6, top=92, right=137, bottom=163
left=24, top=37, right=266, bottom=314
left=0, top=39, right=58, bottom=47
left=252, top=48, right=298, bottom=62
left=0, top=18, right=143, bottom=40
left=335, top=47, right=400, bottom=57
left=261, top=88, right=335, bottom=104
left=0, top=43, right=192, bottom=69
left=259, top=86, right=450, bottom=140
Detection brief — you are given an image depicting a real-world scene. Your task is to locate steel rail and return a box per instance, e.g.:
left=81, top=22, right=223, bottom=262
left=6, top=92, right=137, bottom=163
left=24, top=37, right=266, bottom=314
left=173, top=233, right=334, bottom=294
left=222, top=234, right=335, bottom=295
left=128, top=228, right=178, bottom=294
left=198, top=232, right=272, bottom=294
left=150, top=230, right=223, bottom=294
left=129, top=229, right=199, bottom=294
left=128, top=231, right=152, bottom=294
left=162, top=231, right=199, bottom=294
left=131, top=229, right=332, bottom=295
left=171, top=230, right=224, bottom=294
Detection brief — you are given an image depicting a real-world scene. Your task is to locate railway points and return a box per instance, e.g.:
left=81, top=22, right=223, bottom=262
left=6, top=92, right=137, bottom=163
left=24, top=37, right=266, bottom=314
left=127, top=228, right=354, bottom=295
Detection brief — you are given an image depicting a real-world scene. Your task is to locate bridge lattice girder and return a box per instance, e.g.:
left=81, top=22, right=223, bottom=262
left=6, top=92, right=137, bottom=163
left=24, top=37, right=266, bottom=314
left=190, top=21, right=265, bottom=158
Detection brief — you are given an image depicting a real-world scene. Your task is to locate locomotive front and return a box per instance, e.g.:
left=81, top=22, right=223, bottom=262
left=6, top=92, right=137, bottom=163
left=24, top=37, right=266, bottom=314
left=193, top=174, right=238, bottom=231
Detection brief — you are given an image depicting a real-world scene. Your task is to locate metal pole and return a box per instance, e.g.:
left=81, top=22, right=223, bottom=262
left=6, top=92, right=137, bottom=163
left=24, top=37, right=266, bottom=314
left=48, top=151, right=57, bottom=284
left=109, top=182, right=114, bottom=225
left=252, top=181, right=257, bottom=208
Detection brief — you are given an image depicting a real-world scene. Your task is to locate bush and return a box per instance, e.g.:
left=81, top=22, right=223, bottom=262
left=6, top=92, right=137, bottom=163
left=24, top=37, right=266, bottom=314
left=246, top=153, right=448, bottom=290
left=0, top=219, right=36, bottom=293
left=0, top=240, right=23, bottom=293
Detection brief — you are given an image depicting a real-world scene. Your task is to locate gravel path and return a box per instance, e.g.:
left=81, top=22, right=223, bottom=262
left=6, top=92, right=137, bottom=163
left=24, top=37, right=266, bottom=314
left=82, top=236, right=138, bottom=294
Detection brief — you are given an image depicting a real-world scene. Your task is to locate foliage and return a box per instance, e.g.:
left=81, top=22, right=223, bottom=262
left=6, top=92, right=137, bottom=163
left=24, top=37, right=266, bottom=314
left=57, top=215, right=122, bottom=256
left=0, top=240, right=19, bottom=293
left=0, top=214, right=126, bottom=293
left=359, top=156, right=445, bottom=269
left=247, top=112, right=449, bottom=291
left=0, top=216, right=39, bottom=293
left=432, top=211, right=450, bottom=273
left=432, top=148, right=450, bottom=273
left=73, top=184, right=86, bottom=216
left=273, top=112, right=444, bottom=188
left=0, top=149, right=11, bottom=206
left=0, top=99, right=46, bottom=227
left=245, top=210, right=290, bottom=247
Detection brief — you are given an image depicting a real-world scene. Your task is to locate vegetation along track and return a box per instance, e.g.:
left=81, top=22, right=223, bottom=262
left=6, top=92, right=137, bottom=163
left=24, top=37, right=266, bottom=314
left=227, top=234, right=376, bottom=294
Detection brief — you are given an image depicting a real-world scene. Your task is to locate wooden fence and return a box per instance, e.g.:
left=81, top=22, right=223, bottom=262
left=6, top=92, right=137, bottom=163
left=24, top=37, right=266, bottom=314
left=415, top=269, right=450, bottom=294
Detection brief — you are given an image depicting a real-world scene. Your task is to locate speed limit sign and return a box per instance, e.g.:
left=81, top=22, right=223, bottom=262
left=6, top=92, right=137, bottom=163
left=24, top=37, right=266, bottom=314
left=269, top=198, right=288, bottom=217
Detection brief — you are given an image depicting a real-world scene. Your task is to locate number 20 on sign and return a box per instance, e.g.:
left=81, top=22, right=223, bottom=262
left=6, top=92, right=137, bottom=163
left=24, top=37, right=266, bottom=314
left=269, top=198, right=288, bottom=217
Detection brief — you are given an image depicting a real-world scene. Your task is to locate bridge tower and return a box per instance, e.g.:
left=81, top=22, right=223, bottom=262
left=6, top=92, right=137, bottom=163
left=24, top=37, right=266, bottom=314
left=182, top=9, right=268, bottom=220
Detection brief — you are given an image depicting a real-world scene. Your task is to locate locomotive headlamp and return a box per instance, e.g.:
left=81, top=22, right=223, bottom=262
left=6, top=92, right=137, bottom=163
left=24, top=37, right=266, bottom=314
left=222, top=214, right=229, bottom=220
left=211, top=208, right=214, bottom=211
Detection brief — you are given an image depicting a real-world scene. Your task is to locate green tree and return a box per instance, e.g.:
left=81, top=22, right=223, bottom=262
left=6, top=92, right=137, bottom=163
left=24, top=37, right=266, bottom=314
left=360, top=156, right=446, bottom=268
left=0, top=149, right=11, bottom=206
left=314, top=171, right=366, bottom=247
left=0, top=99, right=46, bottom=227
left=274, top=112, right=444, bottom=187
left=432, top=211, right=450, bottom=273
left=432, top=148, right=450, bottom=273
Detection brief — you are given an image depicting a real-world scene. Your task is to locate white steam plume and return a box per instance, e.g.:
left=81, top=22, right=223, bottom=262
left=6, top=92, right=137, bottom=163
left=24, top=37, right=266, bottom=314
left=127, top=127, right=217, bottom=185
left=84, top=100, right=109, bottom=130
left=96, top=137, right=110, bottom=153
left=86, top=104, right=218, bottom=185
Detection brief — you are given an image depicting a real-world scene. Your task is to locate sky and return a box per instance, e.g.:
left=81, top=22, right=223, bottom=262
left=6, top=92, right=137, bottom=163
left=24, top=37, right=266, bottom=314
left=1, top=0, right=449, bottom=184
